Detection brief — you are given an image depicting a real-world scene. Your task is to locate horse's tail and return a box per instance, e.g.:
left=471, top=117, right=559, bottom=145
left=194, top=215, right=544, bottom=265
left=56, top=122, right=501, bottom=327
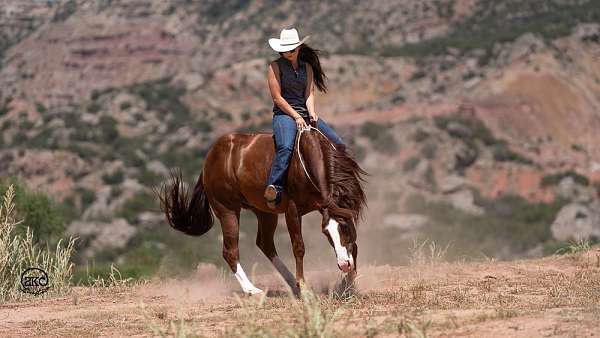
left=157, top=168, right=213, bottom=236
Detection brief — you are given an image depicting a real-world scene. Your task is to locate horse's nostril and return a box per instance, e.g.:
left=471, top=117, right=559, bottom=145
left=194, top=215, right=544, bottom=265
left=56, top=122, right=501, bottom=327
left=338, top=261, right=352, bottom=272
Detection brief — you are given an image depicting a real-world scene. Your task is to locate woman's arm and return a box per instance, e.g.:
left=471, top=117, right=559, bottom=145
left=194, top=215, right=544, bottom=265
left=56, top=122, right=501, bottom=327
left=305, top=64, right=318, bottom=123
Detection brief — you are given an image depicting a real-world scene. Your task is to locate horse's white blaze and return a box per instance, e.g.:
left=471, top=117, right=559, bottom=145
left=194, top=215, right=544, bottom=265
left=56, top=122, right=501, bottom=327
left=325, top=219, right=353, bottom=270
left=234, top=263, right=263, bottom=295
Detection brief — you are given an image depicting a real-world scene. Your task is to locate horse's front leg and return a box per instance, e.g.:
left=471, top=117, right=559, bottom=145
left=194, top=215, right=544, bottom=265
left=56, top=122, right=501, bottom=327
left=285, top=202, right=305, bottom=290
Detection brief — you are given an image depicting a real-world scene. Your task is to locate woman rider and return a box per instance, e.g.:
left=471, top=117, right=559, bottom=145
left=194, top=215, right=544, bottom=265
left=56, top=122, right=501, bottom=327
left=264, top=28, right=345, bottom=208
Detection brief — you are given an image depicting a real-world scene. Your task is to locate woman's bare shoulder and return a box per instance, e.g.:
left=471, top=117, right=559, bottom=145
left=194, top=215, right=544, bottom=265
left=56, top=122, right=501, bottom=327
left=268, top=60, right=280, bottom=75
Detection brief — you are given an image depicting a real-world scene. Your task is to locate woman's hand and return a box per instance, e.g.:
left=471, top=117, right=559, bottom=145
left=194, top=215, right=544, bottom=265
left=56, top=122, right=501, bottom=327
left=309, top=112, right=318, bottom=126
left=295, top=115, right=308, bottom=130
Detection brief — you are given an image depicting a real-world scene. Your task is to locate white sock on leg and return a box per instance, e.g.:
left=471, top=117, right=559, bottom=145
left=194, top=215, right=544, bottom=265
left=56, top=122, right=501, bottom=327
left=234, top=263, right=263, bottom=295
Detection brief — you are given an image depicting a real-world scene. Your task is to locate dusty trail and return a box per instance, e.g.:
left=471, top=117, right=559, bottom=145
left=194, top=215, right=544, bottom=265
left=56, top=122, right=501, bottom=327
left=1, top=251, right=599, bottom=337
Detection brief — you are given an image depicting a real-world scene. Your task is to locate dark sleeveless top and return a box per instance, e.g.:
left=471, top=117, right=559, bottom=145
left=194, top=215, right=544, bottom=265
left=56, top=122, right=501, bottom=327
left=273, top=57, right=309, bottom=118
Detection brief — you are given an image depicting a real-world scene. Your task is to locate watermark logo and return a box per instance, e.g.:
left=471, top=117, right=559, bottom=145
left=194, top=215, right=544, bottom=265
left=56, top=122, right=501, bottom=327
left=20, top=268, right=50, bottom=295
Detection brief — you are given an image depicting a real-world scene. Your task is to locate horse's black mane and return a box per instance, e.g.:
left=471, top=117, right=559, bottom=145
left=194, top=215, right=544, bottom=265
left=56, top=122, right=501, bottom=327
left=317, top=134, right=368, bottom=223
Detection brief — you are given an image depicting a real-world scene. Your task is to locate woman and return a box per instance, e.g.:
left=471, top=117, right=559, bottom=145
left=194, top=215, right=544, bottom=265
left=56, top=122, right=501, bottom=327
left=264, top=28, right=345, bottom=208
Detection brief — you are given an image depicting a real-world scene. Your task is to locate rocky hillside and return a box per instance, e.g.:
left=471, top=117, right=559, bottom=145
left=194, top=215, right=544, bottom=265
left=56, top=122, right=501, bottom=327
left=0, top=0, right=599, bottom=268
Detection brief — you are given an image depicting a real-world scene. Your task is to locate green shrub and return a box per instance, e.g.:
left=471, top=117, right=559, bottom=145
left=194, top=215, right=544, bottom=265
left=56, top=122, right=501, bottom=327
left=409, top=70, right=427, bottom=81
left=217, top=111, right=233, bottom=121
left=0, top=97, right=11, bottom=117
left=159, top=146, right=206, bottom=181
left=109, top=185, right=123, bottom=203
left=137, top=168, right=162, bottom=187
left=571, top=144, right=585, bottom=152
left=119, top=101, right=132, bottom=110
left=98, top=115, right=119, bottom=143
left=541, top=171, right=590, bottom=188
left=102, top=169, right=125, bottom=185
left=0, top=185, right=76, bottom=302
left=0, top=178, right=67, bottom=246
left=27, top=127, right=55, bottom=149
left=425, top=164, right=437, bottom=191
left=351, top=143, right=366, bottom=162
left=12, top=131, right=28, bottom=145
left=547, top=238, right=597, bottom=256
left=492, top=144, right=534, bottom=165
left=434, top=114, right=533, bottom=166
left=421, top=142, right=437, bottom=159
left=90, top=89, right=101, bottom=101
left=405, top=191, right=569, bottom=257
left=1, top=120, right=12, bottom=130
left=360, top=121, right=399, bottom=154
left=87, top=102, right=101, bottom=113
left=76, top=187, right=96, bottom=210
left=403, top=157, right=420, bottom=172
left=111, top=135, right=146, bottom=168
left=360, top=121, right=384, bottom=141
left=117, top=191, right=158, bottom=224
left=434, top=114, right=498, bottom=146
left=128, top=78, right=189, bottom=131
left=381, top=0, right=600, bottom=58
left=193, top=119, right=213, bottom=132
left=35, top=102, right=46, bottom=114
left=66, top=143, right=97, bottom=159
left=373, top=133, right=399, bottom=154
left=413, top=129, right=430, bottom=142
left=52, top=0, right=77, bottom=22
left=236, top=119, right=271, bottom=133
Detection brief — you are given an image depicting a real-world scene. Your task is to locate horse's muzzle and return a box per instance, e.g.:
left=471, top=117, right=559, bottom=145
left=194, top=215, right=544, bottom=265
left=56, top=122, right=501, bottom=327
left=338, top=259, right=353, bottom=273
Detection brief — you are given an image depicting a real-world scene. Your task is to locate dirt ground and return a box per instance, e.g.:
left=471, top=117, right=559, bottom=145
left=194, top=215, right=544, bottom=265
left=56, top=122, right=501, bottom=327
left=1, top=250, right=599, bottom=337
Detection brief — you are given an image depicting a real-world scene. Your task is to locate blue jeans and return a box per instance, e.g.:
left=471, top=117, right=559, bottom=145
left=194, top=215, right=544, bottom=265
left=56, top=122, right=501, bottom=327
left=267, top=114, right=344, bottom=192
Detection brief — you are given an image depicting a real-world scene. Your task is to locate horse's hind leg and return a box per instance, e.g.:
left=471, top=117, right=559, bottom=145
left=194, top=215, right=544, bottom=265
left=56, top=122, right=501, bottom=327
left=253, top=209, right=298, bottom=293
left=213, top=203, right=262, bottom=295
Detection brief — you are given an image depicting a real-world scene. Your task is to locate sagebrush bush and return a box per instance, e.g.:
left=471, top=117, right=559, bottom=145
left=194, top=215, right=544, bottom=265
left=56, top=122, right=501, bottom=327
left=0, top=178, right=67, bottom=245
left=541, top=170, right=590, bottom=188
left=0, top=185, right=76, bottom=302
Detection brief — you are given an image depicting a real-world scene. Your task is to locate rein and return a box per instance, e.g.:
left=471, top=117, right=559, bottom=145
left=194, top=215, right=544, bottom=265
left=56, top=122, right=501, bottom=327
left=295, top=124, right=337, bottom=193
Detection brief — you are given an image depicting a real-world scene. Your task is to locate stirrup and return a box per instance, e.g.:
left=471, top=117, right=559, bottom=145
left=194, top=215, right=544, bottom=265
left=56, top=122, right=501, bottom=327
left=264, top=185, right=281, bottom=208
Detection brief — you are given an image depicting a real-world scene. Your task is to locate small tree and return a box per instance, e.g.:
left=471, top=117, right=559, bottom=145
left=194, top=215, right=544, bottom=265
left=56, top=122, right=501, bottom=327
left=0, top=185, right=76, bottom=302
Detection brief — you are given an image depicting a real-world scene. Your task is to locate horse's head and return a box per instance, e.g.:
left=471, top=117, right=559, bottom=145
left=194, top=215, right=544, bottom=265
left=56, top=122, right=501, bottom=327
left=321, top=207, right=357, bottom=273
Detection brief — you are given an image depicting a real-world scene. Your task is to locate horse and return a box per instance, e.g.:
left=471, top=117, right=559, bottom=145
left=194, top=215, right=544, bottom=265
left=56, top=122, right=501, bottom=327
left=157, top=125, right=367, bottom=294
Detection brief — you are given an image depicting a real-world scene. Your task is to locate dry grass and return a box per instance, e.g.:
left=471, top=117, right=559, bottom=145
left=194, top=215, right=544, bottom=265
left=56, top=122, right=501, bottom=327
left=0, top=184, right=76, bottom=303
left=1, top=246, right=600, bottom=337
left=408, top=238, right=451, bottom=266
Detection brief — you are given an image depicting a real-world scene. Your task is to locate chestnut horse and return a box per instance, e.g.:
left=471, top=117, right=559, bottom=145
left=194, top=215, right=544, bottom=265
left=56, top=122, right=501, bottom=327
left=158, top=126, right=367, bottom=294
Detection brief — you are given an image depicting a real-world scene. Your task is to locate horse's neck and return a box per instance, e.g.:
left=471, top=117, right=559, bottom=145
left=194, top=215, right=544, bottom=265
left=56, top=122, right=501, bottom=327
left=290, top=130, right=331, bottom=203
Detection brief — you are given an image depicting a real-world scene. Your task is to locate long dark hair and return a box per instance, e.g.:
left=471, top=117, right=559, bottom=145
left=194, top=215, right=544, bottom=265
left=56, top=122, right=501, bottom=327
left=299, top=44, right=327, bottom=93
left=277, top=44, right=327, bottom=92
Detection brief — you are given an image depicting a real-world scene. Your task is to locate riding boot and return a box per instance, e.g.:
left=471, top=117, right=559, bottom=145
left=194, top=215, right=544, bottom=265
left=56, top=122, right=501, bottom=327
left=264, top=185, right=283, bottom=208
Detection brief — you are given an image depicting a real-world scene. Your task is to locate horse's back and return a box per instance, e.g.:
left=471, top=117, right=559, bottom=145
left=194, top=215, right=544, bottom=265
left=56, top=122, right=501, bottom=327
left=203, top=132, right=275, bottom=204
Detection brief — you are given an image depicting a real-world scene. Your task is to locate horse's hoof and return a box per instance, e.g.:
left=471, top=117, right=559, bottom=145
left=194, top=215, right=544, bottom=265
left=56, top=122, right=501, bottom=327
left=244, top=287, right=264, bottom=295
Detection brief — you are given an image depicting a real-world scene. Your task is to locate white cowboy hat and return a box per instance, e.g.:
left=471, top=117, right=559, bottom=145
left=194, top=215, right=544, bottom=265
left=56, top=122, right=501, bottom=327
left=268, top=28, right=310, bottom=52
